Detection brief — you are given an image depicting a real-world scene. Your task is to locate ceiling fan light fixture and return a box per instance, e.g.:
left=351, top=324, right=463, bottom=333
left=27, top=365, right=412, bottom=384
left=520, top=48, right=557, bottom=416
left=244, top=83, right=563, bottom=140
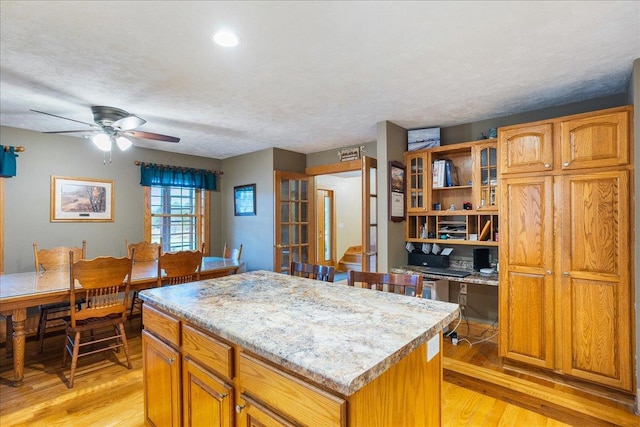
left=213, top=30, right=239, bottom=47
left=116, top=135, right=132, bottom=151
left=92, top=133, right=111, bottom=151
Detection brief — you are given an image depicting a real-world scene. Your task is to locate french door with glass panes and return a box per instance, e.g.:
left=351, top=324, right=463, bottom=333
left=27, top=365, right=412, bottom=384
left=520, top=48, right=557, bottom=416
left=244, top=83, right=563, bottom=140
left=274, top=171, right=315, bottom=274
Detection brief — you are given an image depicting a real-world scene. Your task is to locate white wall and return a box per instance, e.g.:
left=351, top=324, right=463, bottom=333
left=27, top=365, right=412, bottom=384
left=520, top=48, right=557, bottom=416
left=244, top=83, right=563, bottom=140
left=315, top=174, right=362, bottom=264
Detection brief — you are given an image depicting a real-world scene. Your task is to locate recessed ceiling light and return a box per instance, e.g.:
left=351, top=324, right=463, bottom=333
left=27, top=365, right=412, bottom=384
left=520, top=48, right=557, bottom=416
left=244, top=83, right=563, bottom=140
left=213, top=30, right=239, bottom=47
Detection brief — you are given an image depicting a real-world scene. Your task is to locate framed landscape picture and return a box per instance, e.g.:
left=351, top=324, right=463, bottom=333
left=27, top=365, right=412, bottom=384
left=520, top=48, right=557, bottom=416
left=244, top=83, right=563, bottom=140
left=408, top=127, right=440, bottom=151
left=50, top=176, right=114, bottom=222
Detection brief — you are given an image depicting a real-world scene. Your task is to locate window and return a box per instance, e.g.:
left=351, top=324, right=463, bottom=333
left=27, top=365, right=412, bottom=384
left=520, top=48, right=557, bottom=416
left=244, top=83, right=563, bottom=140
left=144, top=186, right=209, bottom=254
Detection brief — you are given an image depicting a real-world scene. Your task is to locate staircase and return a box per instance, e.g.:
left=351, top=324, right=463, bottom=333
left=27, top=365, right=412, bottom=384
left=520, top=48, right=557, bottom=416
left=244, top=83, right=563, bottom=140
left=338, top=245, right=362, bottom=272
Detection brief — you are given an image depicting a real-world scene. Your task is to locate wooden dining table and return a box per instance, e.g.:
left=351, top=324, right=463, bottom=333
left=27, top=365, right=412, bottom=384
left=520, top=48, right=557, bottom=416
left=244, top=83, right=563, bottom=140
left=0, top=256, right=243, bottom=386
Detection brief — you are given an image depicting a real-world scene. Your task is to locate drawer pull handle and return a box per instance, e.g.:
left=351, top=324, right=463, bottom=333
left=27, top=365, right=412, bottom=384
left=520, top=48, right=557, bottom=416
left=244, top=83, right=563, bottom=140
left=235, top=404, right=245, bottom=414
left=544, top=163, right=551, bottom=168
left=563, top=272, right=569, bottom=277
left=167, top=357, right=175, bottom=365
left=219, top=393, right=228, bottom=399
left=547, top=270, right=552, bottom=275
left=563, top=162, right=570, bottom=167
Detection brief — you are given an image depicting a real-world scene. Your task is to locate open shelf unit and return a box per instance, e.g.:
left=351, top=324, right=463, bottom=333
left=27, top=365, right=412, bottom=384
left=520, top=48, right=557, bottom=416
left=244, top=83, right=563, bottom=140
left=405, top=139, right=498, bottom=246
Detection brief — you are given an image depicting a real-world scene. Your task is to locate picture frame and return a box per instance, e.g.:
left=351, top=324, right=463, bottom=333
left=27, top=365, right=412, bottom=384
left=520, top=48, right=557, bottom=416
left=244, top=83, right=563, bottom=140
left=50, top=176, right=114, bottom=222
left=408, top=127, right=440, bottom=151
left=234, top=184, right=256, bottom=216
left=388, top=161, right=405, bottom=222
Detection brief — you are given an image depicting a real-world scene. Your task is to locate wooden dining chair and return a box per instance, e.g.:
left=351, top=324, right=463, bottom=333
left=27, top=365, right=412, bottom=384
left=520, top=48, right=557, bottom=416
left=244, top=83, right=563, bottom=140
left=157, top=245, right=203, bottom=287
left=62, top=251, right=134, bottom=388
left=125, top=239, right=162, bottom=318
left=33, top=240, right=87, bottom=353
left=290, top=261, right=336, bottom=282
left=347, top=271, right=424, bottom=297
left=223, top=242, right=243, bottom=261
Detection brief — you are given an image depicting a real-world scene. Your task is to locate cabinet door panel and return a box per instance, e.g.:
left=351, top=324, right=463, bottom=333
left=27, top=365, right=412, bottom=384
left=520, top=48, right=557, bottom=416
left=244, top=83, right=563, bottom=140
left=560, top=110, right=629, bottom=170
left=183, top=357, right=233, bottom=427
left=501, top=271, right=554, bottom=368
left=499, top=176, right=554, bottom=368
left=407, top=153, right=427, bottom=212
left=501, top=176, right=553, bottom=268
left=560, top=171, right=632, bottom=391
left=142, top=331, right=181, bottom=427
left=499, top=123, right=553, bottom=174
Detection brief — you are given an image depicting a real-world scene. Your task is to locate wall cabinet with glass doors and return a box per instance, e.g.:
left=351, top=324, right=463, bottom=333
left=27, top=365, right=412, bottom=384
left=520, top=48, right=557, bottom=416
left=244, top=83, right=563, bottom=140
left=405, top=139, right=499, bottom=246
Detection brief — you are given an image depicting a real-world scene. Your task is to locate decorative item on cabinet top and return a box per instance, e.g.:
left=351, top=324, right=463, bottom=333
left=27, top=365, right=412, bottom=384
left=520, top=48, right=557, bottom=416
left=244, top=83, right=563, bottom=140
left=408, top=127, right=440, bottom=151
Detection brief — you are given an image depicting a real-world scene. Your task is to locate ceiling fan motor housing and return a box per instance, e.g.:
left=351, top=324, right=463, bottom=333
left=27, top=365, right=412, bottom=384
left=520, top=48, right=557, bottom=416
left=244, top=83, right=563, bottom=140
left=91, top=106, right=130, bottom=126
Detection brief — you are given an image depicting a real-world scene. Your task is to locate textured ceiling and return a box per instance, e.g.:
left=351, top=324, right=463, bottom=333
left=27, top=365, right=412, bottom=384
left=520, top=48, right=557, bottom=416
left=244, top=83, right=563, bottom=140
left=1, top=1, right=638, bottom=159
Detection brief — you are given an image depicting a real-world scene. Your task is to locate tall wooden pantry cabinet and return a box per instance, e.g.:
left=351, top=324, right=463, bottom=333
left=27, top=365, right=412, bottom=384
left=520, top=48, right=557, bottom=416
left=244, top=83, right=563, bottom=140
left=498, top=106, right=634, bottom=392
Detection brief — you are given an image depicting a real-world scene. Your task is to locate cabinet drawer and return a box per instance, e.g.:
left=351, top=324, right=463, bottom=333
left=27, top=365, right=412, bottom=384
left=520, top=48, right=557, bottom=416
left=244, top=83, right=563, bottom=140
left=238, top=352, right=345, bottom=427
left=183, top=324, right=234, bottom=381
left=143, top=305, right=180, bottom=347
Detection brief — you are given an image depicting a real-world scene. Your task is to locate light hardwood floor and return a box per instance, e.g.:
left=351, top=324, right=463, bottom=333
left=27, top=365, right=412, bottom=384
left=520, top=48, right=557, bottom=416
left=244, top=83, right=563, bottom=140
left=0, top=319, right=638, bottom=426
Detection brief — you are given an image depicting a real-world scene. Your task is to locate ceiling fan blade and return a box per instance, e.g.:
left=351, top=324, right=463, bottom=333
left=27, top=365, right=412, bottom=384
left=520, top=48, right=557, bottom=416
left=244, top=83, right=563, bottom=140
left=113, top=115, right=146, bottom=131
left=43, top=130, right=99, bottom=134
left=128, top=130, right=180, bottom=143
left=30, top=109, right=97, bottom=128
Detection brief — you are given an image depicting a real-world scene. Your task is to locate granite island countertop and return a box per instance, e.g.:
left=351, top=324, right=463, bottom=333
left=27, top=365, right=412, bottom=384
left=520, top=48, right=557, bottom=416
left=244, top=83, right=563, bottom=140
left=139, top=270, right=459, bottom=396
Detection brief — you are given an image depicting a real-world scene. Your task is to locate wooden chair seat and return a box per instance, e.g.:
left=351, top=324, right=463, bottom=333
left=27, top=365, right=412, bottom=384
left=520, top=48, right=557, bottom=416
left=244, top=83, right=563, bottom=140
left=62, top=252, right=134, bottom=388
left=347, top=271, right=423, bottom=297
left=290, top=261, right=336, bottom=282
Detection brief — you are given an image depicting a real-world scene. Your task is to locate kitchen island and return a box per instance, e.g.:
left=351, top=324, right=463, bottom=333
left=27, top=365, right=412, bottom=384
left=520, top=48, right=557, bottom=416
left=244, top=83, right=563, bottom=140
left=139, top=270, right=459, bottom=426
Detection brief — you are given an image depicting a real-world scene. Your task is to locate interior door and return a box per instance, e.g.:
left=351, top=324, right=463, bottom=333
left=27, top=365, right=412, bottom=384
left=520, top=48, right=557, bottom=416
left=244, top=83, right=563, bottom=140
left=315, top=189, right=335, bottom=267
left=361, top=156, right=377, bottom=272
left=274, top=171, right=314, bottom=274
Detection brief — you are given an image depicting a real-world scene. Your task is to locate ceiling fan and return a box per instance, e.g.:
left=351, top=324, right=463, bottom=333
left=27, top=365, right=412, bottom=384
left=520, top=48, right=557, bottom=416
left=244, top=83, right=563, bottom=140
left=31, top=106, right=180, bottom=152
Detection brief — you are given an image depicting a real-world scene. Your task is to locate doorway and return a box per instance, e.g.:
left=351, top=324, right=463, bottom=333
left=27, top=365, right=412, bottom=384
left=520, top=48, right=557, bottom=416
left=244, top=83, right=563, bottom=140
left=315, top=188, right=335, bottom=267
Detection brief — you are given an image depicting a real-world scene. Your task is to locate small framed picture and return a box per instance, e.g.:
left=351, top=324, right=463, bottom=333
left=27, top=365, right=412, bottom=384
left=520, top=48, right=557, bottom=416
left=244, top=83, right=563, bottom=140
left=234, top=184, right=256, bottom=216
left=388, top=161, right=405, bottom=222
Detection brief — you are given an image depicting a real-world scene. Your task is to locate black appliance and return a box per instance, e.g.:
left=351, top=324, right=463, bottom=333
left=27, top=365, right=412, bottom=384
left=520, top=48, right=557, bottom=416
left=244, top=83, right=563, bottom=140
left=473, top=248, right=491, bottom=271
left=408, top=252, right=449, bottom=268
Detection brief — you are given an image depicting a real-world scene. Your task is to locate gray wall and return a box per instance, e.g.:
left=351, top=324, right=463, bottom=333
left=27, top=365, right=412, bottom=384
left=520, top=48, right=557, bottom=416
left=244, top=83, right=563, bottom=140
left=1, top=126, right=222, bottom=274
left=220, top=148, right=306, bottom=273
left=376, top=121, right=408, bottom=273
left=440, top=94, right=628, bottom=145
left=220, top=148, right=275, bottom=272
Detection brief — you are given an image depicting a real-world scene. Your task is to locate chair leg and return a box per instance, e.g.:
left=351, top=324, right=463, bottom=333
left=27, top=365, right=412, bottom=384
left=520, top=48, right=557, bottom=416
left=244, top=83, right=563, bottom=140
left=37, top=309, right=48, bottom=353
left=62, top=329, right=70, bottom=368
left=129, top=291, right=139, bottom=318
left=118, top=323, right=132, bottom=369
left=67, top=331, right=81, bottom=388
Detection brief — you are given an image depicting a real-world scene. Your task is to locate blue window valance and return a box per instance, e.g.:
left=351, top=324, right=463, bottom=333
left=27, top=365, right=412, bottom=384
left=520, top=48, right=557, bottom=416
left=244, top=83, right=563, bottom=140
left=137, top=161, right=220, bottom=190
left=0, top=145, right=19, bottom=178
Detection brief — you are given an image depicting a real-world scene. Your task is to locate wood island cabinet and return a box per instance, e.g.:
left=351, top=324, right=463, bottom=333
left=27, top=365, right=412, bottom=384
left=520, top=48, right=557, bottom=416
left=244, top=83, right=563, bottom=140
left=498, top=105, right=634, bottom=392
left=141, top=299, right=445, bottom=427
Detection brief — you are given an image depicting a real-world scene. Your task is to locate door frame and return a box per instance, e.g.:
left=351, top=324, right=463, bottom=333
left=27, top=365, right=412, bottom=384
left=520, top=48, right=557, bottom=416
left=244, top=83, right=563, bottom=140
left=305, top=157, right=377, bottom=272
